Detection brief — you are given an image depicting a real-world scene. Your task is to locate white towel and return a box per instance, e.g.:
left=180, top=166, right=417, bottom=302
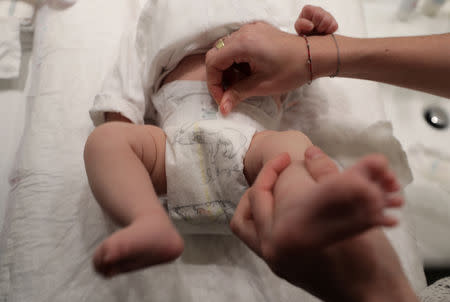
left=0, top=17, right=21, bottom=78
left=0, top=0, right=79, bottom=78
left=0, top=0, right=35, bottom=27
left=0, top=0, right=35, bottom=78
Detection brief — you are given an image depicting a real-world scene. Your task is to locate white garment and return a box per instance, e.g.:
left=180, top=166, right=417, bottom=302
left=420, top=277, right=450, bottom=302
left=91, top=0, right=298, bottom=126
left=136, top=0, right=295, bottom=95
left=153, top=81, right=281, bottom=234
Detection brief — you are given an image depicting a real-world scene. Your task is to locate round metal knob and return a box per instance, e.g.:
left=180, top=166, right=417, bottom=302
left=424, top=106, right=449, bottom=130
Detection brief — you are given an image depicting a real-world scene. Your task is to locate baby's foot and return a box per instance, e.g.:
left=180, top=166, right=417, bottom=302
left=271, top=154, right=402, bottom=251
left=93, top=215, right=184, bottom=277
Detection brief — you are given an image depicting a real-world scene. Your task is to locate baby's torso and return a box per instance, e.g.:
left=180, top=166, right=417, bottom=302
left=152, top=54, right=282, bottom=235
left=156, top=57, right=282, bottom=234
left=152, top=54, right=283, bottom=132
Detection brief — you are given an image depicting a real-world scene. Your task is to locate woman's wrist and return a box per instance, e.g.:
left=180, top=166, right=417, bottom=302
left=358, top=274, right=420, bottom=302
left=306, top=34, right=341, bottom=80
left=361, top=288, right=420, bottom=302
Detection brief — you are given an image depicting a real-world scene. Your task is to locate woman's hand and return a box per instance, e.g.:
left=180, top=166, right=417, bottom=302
left=206, top=22, right=309, bottom=114
left=231, top=147, right=419, bottom=302
left=205, top=5, right=338, bottom=115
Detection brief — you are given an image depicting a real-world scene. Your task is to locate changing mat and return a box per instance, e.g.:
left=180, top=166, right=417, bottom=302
left=0, top=0, right=427, bottom=301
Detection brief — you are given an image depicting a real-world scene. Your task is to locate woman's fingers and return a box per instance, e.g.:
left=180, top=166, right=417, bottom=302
left=247, top=153, right=291, bottom=245
left=230, top=191, right=261, bottom=255
left=206, top=22, right=311, bottom=113
left=231, top=153, right=291, bottom=255
left=206, top=30, right=264, bottom=114
left=205, top=34, right=249, bottom=105
left=219, top=74, right=264, bottom=115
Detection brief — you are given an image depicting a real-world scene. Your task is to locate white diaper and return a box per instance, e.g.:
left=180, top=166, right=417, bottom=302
left=152, top=81, right=282, bottom=234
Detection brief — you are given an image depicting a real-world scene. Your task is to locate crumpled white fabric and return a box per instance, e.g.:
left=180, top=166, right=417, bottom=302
left=136, top=0, right=292, bottom=95
left=0, top=0, right=80, bottom=79
left=0, top=0, right=433, bottom=301
left=0, top=17, right=21, bottom=78
left=0, top=0, right=35, bottom=26
left=0, top=0, right=38, bottom=78
left=420, top=277, right=450, bottom=302
left=90, top=0, right=424, bottom=291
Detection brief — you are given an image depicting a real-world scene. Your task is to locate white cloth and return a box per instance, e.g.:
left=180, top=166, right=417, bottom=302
left=0, top=17, right=21, bottom=78
left=0, top=0, right=35, bottom=26
left=90, top=26, right=149, bottom=126
left=90, top=0, right=289, bottom=125
left=154, top=81, right=281, bottom=234
left=420, top=277, right=450, bottom=302
left=0, top=0, right=36, bottom=78
left=136, top=0, right=294, bottom=95
left=90, top=2, right=425, bottom=290
left=1, top=0, right=434, bottom=301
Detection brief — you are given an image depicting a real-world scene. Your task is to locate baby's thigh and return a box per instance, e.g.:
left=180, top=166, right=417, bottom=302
left=244, top=130, right=313, bottom=184
left=85, top=122, right=167, bottom=194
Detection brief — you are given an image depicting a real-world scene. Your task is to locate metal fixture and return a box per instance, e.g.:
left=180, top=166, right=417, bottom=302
left=424, top=106, right=449, bottom=129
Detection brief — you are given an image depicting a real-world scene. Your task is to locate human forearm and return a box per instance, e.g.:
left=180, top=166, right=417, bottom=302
left=325, top=247, right=421, bottom=302
left=311, top=34, right=450, bottom=98
left=359, top=286, right=420, bottom=302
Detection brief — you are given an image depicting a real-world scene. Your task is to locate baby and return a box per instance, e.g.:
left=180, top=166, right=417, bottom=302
left=84, top=4, right=402, bottom=277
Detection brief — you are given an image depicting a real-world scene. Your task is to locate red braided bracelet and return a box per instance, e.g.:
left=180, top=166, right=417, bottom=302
left=301, top=35, right=313, bottom=85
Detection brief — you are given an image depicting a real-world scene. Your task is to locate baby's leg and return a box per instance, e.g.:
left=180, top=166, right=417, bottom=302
left=244, top=131, right=402, bottom=248
left=84, top=122, right=183, bottom=277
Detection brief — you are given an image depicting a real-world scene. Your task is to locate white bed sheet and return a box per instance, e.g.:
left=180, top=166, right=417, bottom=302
left=362, top=0, right=450, bottom=267
left=0, top=0, right=428, bottom=301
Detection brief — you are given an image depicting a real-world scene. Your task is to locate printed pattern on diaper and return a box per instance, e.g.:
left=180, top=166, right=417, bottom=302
left=156, top=83, right=271, bottom=231
left=166, top=120, right=251, bottom=227
left=173, top=121, right=248, bottom=184
left=169, top=200, right=235, bottom=225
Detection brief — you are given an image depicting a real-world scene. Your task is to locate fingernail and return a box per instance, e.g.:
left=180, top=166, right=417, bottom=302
left=221, top=99, right=232, bottom=115
left=305, top=146, right=324, bottom=160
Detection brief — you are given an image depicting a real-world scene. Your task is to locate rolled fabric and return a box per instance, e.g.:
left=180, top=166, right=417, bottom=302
left=0, top=0, right=36, bottom=27
left=0, top=17, right=21, bottom=78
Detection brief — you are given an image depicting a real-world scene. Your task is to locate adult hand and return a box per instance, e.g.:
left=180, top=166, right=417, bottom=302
left=206, top=22, right=309, bottom=115
left=231, top=147, right=418, bottom=302
left=205, top=5, right=338, bottom=115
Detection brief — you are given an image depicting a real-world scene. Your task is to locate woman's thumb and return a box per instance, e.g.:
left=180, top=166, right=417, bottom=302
left=219, top=76, right=262, bottom=115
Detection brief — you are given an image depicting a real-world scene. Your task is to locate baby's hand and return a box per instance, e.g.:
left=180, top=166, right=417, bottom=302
left=295, top=5, right=338, bottom=35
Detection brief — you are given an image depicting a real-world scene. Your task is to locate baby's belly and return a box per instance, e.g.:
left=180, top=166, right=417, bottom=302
left=154, top=54, right=282, bottom=133
left=162, top=54, right=207, bottom=86
left=161, top=53, right=282, bottom=108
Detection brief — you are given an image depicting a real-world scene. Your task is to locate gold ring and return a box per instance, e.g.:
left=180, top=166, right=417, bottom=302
left=215, top=38, right=225, bottom=49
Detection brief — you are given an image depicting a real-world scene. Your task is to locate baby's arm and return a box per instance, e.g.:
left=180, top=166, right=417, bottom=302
left=295, top=5, right=338, bottom=35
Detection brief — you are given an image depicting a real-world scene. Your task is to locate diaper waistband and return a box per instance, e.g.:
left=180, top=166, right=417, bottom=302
left=152, top=80, right=282, bottom=131
left=154, top=81, right=211, bottom=102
